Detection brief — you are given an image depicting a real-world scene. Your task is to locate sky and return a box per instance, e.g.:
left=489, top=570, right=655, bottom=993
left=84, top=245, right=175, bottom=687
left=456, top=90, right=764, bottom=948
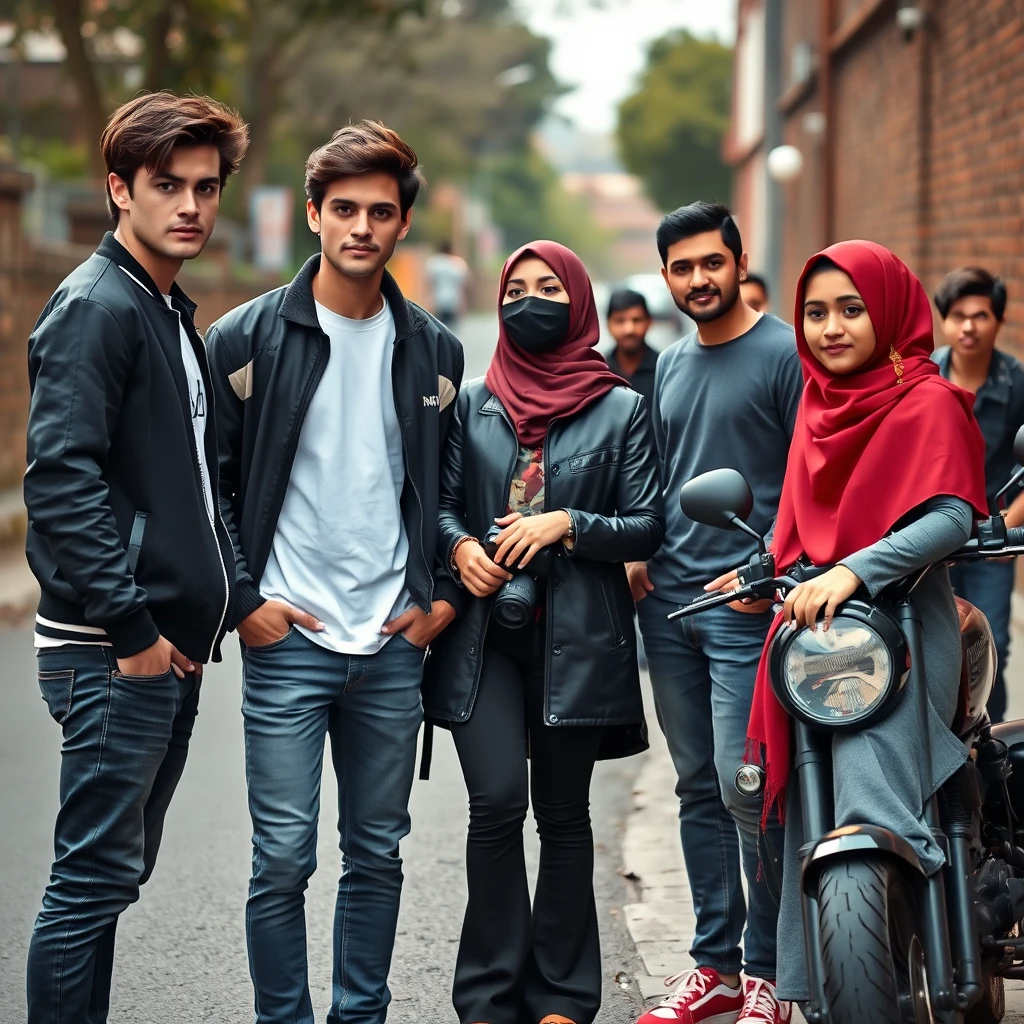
left=519, top=0, right=737, bottom=133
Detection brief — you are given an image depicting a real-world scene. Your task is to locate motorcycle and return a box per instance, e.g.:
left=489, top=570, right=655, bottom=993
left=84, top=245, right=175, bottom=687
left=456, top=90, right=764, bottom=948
left=671, top=426, right=1024, bottom=1024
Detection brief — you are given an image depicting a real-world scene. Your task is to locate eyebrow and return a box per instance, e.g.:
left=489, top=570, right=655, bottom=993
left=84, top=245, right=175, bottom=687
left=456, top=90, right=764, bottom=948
left=670, top=253, right=724, bottom=267
left=328, top=198, right=398, bottom=210
left=803, top=293, right=863, bottom=307
left=507, top=275, right=560, bottom=286
left=153, top=171, right=220, bottom=186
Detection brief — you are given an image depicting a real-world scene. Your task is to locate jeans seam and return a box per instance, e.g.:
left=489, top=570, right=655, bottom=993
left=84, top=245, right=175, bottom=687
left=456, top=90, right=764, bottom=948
left=337, top=659, right=353, bottom=1020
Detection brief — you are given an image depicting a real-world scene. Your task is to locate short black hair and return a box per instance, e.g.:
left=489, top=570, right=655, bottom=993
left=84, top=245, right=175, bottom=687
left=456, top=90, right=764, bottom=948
left=656, top=201, right=743, bottom=267
left=743, top=272, right=769, bottom=296
left=934, top=267, right=1007, bottom=321
left=607, top=288, right=650, bottom=318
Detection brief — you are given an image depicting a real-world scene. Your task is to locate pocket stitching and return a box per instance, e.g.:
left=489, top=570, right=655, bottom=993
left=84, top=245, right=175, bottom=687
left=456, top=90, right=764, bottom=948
left=37, top=668, right=75, bottom=723
left=568, top=446, right=620, bottom=473
left=246, top=627, right=296, bottom=653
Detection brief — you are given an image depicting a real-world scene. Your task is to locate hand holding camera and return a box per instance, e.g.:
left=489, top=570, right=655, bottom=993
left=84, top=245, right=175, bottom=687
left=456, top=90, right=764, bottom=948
left=490, top=510, right=573, bottom=568
left=454, top=539, right=513, bottom=599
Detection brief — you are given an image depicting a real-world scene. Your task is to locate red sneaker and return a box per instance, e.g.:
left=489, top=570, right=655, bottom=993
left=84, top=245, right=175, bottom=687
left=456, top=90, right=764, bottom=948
left=636, top=967, right=744, bottom=1024
left=737, top=978, right=791, bottom=1024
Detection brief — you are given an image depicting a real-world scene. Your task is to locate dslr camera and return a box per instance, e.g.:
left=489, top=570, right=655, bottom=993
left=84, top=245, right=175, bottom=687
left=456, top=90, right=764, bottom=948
left=482, top=522, right=555, bottom=629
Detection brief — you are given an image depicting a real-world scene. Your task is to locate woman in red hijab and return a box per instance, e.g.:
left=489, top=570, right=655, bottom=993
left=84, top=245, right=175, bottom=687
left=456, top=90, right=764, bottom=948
left=717, top=240, right=988, bottom=1002
left=421, top=241, right=664, bottom=1024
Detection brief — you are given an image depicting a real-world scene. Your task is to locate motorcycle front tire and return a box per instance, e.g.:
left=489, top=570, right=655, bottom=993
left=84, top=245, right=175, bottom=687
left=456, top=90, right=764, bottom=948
left=818, top=857, right=938, bottom=1024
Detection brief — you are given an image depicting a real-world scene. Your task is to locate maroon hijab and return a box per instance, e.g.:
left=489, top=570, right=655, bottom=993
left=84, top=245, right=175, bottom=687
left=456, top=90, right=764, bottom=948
left=484, top=240, right=623, bottom=446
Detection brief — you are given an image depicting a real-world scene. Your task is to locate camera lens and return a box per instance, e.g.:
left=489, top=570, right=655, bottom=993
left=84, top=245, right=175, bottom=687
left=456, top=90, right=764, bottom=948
left=492, top=573, right=537, bottom=629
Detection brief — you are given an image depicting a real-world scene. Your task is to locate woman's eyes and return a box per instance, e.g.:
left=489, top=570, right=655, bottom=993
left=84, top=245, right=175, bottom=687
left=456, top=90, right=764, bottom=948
left=843, top=304, right=864, bottom=317
left=541, top=285, right=562, bottom=296
left=506, top=287, right=524, bottom=299
left=806, top=305, right=864, bottom=320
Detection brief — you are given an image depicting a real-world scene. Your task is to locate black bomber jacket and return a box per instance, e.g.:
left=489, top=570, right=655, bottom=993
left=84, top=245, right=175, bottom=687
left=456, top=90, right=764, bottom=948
left=205, top=255, right=465, bottom=630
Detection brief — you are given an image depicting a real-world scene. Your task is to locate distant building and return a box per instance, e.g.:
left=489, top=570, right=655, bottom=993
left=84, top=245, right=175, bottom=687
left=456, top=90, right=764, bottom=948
left=729, top=1, right=1024, bottom=354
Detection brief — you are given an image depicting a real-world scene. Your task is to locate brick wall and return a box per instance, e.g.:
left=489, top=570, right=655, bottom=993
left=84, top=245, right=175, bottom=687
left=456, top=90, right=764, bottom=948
left=777, top=0, right=1024, bottom=356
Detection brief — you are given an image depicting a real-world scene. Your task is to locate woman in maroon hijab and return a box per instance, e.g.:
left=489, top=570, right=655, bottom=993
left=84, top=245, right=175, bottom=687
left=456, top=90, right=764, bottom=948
left=422, top=241, right=664, bottom=1024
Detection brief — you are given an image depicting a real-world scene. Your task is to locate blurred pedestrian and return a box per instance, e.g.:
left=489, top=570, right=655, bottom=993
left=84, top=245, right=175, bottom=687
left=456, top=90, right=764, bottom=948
left=933, top=266, right=1024, bottom=723
left=423, top=240, right=663, bottom=1024
left=206, top=122, right=464, bottom=1024
left=426, top=239, right=470, bottom=330
left=740, top=271, right=771, bottom=313
left=629, top=202, right=801, bottom=1024
left=604, top=287, right=658, bottom=406
left=24, top=92, right=248, bottom=1024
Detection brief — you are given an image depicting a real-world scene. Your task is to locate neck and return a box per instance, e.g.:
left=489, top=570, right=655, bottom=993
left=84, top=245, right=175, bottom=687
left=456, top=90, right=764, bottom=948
left=312, top=255, right=386, bottom=319
left=615, top=344, right=645, bottom=375
left=950, top=346, right=993, bottom=385
left=113, top=223, right=183, bottom=295
left=696, top=300, right=762, bottom=347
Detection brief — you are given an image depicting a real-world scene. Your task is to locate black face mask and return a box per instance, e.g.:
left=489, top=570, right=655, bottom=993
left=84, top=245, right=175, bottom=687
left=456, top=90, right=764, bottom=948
left=501, top=296, right=571, bottom=354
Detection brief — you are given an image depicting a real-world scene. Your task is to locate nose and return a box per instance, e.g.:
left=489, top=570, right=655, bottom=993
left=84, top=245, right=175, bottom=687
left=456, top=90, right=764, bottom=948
left=823, top=311, right=845, bottom=338
left=962, top=318, right=975, bottom=335
left=690, top=266, right=708, bottom=289
left=352, top=211, right=371, bottom=237
left=180, top=190, right=200, bottom=218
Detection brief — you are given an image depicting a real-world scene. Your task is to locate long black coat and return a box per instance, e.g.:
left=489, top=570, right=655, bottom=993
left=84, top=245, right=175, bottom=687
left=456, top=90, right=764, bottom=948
left=422, top=380, right=664, bottom=759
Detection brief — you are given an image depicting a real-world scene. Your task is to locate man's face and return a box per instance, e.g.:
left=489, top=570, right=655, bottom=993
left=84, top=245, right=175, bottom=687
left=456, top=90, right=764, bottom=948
left=740, top=280, right=769, bottom=313
left=607, top=305, right=651, bottom=354
left=308, top=173, right=411, bottom=280
left=942, top=295, right=1001, bottom=359
left=109, top=144, right=222, bottom=261
left=661, top=230, right=745, bottom=323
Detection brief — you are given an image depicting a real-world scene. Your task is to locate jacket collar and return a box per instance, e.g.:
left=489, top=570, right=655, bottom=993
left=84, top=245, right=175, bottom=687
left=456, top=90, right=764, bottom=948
left=278, top=253, right=426, bottom=340
left=935, top=344, right=1013, bottom=405
left=96, top=232, right=197, bottom=316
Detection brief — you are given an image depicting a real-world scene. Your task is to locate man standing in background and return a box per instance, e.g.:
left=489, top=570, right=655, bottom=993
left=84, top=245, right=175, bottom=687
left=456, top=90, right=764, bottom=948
left=426, top=240, right=470, bottom=330
left=934, top=266, right=1024, bottom=723
left=740, top=271, right=770, bottom=313
left=604, top=287, right=659, bottom=407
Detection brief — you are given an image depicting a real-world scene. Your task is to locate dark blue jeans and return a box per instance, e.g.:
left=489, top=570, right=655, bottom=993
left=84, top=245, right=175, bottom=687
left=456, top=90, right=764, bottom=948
left=26, top=645, right=200, bottom=1024
left=949, top=559, right=1015, bottom=724
left=241, top=628, right=425, bottom=1024
left=637, top=594, right=783, bottom=980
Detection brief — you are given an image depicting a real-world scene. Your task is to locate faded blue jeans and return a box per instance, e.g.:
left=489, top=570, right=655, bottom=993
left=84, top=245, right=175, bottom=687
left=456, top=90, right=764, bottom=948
left=241, top=628, right=425, bottom=1024
left=26, top=645, right=200, bottom=1024
left=637, top=593, right=783, bottom=980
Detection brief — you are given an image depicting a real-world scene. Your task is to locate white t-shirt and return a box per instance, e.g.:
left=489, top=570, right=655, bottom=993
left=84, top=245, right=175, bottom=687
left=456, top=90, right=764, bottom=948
left=425, top=252, right=468, bottom=313
left=259, top=298, right=413, bottom=655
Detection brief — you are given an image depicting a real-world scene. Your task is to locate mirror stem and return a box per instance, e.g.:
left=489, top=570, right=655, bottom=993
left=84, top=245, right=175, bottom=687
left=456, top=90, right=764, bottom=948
left=728, top=514, right=767, bottom=556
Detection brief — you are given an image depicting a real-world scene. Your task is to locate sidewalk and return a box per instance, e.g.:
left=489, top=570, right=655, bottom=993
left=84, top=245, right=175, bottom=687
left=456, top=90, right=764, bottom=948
left=623, top=596, right=1024, bottom=1009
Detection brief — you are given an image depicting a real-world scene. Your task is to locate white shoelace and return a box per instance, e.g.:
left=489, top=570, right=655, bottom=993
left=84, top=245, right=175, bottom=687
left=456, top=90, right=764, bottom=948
left=741, top=978, right=778, bottom=1020
left=660, top=968, right=713, bottom=1009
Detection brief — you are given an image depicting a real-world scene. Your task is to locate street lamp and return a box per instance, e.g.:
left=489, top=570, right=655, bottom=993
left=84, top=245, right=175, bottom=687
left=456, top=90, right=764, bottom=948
left=766, top=144, right=804, bottom=183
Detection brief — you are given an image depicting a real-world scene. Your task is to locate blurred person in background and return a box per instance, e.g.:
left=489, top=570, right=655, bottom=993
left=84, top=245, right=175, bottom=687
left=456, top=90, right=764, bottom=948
left=424, top=240, right=663, bottom=1024
left=24, top=91, right=248, bottom=1024
left=933, top=266, right=1024, bottom=723
left=604, top=287, right=658, bottom=407
left=740, top=271, right=770, bottom=313
left=426, top=239, right=471, bottom=330
left=630, top=202, right=801, bottom=1024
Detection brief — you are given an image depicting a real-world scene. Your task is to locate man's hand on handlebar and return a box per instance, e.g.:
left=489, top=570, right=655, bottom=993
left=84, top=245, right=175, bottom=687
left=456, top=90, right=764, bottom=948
left=704, top=568, right=774, bottom=614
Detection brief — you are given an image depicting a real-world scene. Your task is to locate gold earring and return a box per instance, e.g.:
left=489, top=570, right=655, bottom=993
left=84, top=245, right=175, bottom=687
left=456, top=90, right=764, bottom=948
left=889, top=345, right=904, bottom=384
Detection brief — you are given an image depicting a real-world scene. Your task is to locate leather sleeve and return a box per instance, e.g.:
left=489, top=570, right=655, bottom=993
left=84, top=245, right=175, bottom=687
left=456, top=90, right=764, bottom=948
left=205, top=320, right=265, bottom=630
left=565, top=393, right=665, bottom=563
left=433, top=336, right=467, bottom=615
left=438, top=389, right=471, bottom=578
left=25, top=297, right=159, bottom=656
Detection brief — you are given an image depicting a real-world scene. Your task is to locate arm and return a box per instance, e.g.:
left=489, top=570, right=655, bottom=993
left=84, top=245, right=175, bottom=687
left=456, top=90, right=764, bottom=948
left=432, top=341, right=466, bottom=613
left=775, top=347, right=804, bottom=438
left=565, top=394, right=665, bottom=564
left=25, top=298, right=159, bottom=657
left=840, top=495, right=975, bottom=597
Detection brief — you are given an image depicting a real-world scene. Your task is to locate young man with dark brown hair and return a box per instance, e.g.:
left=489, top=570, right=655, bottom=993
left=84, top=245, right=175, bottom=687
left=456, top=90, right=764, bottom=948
left=25, top=91, right=248, bottom=1023
left=206, top=120, right=464, bottom=1024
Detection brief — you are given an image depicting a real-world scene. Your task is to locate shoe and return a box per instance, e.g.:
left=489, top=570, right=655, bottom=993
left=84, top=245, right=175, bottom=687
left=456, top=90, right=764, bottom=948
left=636, top=966, right=744, bottom=1023
left=737, top=978, right=791, bottom=1024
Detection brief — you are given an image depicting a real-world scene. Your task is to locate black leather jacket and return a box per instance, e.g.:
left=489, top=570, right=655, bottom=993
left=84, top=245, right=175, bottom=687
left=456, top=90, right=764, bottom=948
left=422, top=380, right=664, bottom=758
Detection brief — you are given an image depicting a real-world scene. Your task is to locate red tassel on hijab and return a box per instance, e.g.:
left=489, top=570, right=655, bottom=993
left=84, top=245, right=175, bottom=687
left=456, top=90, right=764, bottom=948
left=484, top=240, right=623, bottom=446
left=746, top=240, right=988, bottom=828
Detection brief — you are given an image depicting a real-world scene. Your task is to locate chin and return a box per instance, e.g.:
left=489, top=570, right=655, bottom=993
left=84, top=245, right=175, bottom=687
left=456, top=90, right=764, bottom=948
left=686, top=303, right=725, bottom=324
left=160, top=235, right=208, bottom=261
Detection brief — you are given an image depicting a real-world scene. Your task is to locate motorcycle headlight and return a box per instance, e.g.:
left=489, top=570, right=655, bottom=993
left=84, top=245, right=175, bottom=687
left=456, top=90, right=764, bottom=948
left=769, top=601, right=908, bottom=732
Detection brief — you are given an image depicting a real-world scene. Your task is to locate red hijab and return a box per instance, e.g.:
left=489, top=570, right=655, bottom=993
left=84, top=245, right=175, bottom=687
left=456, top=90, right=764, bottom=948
left=747, top=240, right=988, bottom=827
left=484, top=240, right=623, bottom=446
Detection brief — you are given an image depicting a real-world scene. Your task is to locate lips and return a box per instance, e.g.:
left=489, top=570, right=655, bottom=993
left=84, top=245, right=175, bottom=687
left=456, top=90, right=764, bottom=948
left=822, top=344, right=851, bottom=356
left=171, top=227, right=202, bottom=237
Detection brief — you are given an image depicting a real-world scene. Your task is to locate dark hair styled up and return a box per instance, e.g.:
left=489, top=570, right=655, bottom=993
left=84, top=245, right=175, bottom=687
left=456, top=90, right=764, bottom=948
left=934, top=266, right=1007, bottom=322
left=101, top=91, right=249, bottom=223
left=743, top=272, right=769, bottom=296
left=656, top=200, right=743, bottom=266
left=305, top=120, right=425, bottom=215
left=607, top=288, right=650, bottom=318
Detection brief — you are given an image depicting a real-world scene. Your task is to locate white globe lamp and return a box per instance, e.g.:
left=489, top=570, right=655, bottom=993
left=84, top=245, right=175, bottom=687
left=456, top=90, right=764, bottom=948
left=767, top=145, right=804, bottom=183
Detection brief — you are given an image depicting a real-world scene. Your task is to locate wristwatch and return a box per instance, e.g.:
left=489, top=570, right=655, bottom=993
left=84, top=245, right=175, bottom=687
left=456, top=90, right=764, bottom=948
left=562, top=509, right=577, bottom=548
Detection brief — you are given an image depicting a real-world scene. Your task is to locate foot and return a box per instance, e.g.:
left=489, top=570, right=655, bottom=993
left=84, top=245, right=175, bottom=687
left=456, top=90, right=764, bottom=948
left=636, top=966, right=744, bottom=1023
left=737, top=978, right=791, bottom=1024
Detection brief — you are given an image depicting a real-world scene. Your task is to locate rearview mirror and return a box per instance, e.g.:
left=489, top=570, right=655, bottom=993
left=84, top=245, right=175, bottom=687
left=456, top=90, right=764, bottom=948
left=679, top=468, right=754, bottom=531
left=1014, top=424, right=1024, bottom=468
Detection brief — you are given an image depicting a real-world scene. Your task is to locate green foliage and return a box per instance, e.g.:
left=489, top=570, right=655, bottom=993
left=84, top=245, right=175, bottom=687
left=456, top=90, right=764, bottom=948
left=616, top=29, right=733, bottom=212
left=16, top=137, right=89, bottom=179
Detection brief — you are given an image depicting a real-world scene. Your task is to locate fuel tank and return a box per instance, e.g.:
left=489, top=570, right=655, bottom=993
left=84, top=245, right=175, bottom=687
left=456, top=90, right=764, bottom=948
left=952, top=597, right=997, bottom=738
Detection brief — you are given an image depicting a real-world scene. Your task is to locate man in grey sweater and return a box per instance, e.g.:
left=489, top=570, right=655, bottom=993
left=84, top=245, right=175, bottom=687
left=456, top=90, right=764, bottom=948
left=631, top=202, right=802, bottom=1024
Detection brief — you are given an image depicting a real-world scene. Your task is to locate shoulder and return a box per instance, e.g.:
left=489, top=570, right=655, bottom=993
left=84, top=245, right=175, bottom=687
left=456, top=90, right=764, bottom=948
left=207, top=286, right=288, bottom=346
left=407, top=300, right=463, bottom=360
left=35, top=260, right=135, bottom=339
left=454, top=376, right=491, bottom=411
left=756, top=314, right=798, bottom=352
left=994, top=347, right=1024, bottom=384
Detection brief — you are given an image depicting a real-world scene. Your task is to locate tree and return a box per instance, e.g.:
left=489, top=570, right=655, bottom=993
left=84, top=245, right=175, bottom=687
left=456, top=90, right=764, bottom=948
left=616, top=29, right=733, bottom=212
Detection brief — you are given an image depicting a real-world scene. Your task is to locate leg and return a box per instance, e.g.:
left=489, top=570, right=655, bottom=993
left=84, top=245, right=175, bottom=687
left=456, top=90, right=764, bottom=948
left=701, top=604, right=783, bottom=981
left=242, top=631, right=339, bottom=1024
left=27, top=648, right=184, bottom=1024
left=327, top=634, right=425, bottom=1024
left=636, top=595, right=746, bottom=978
left=449, top=644, right=531, bottom=1024
left=522, top=657, right=605, bottom=1024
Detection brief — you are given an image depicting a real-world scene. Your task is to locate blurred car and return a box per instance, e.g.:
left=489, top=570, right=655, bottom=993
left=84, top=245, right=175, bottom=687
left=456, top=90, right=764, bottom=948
left=624, top=272, right=685, bottom=325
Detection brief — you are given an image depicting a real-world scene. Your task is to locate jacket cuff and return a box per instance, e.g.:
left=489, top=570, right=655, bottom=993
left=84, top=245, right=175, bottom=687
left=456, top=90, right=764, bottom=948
left=105, top=606, right=161, bottom=659
left=433, top=575, right=466, bottom=617
left=230, top=579, right=266, bottom=631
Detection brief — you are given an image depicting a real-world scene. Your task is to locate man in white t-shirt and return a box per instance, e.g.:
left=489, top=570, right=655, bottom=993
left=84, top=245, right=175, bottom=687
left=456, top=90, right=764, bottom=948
left=425, top=240, right=470, bottom=329
left=207, top=121, right=464, bottom=1024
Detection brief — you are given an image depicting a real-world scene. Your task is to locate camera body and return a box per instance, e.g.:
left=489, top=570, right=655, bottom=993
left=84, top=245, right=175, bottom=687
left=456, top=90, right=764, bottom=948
left=482, top=523, right=555, bottom=629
